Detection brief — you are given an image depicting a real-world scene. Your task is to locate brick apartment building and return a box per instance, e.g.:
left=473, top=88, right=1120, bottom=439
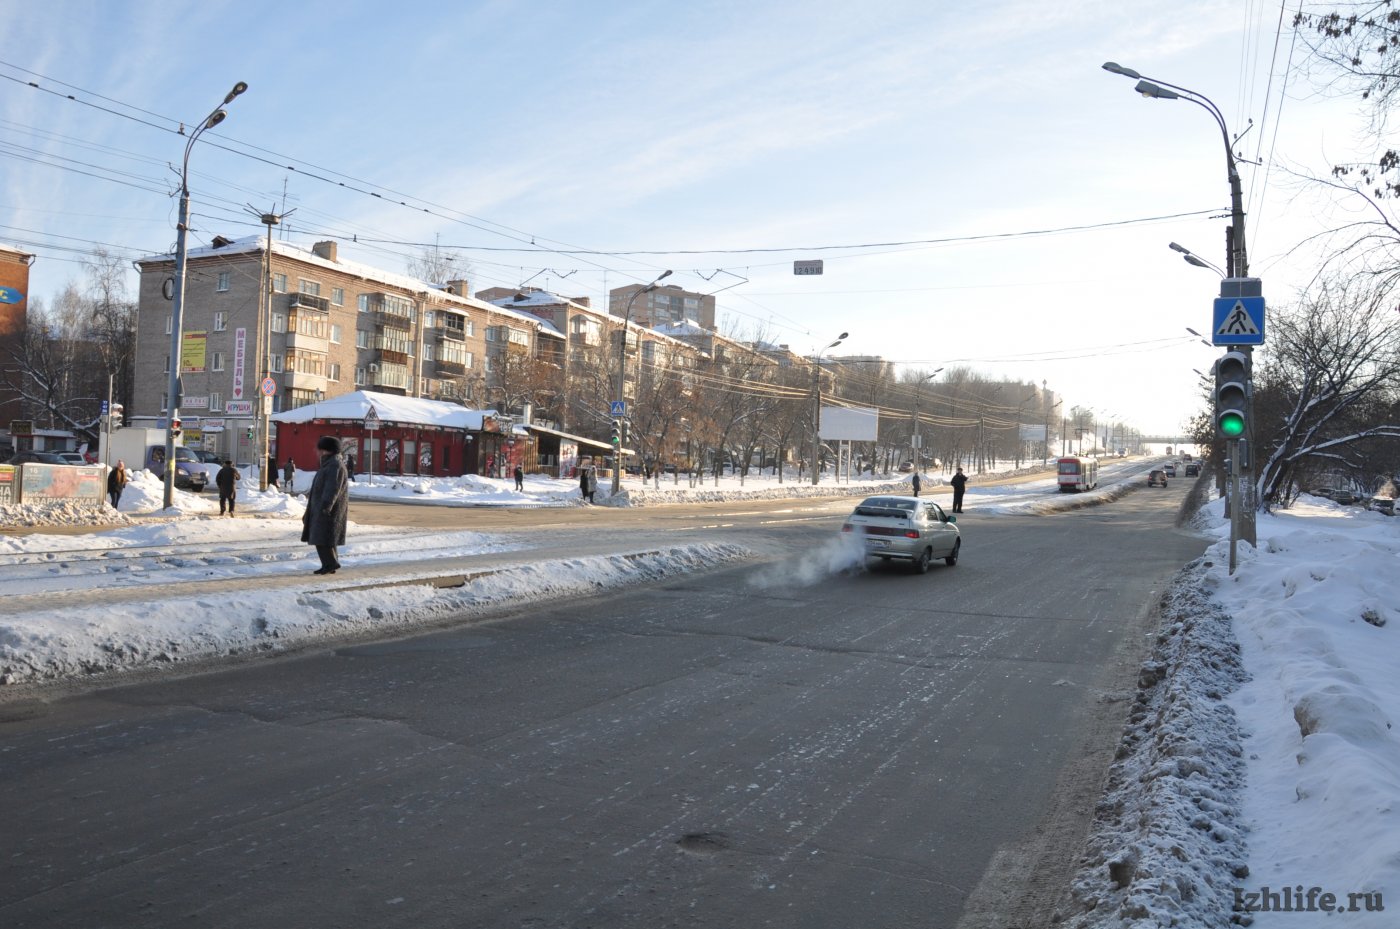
left=609, top=282, right=715, bottom=330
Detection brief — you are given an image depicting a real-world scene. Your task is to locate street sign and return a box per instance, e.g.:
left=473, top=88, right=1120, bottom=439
left=610, top=400, right=626, bottom=416
left=225, top=400, right=253, bottom=415
left=364, top=406, right=381, bottom=431
left=794, top=260, right=824, bottom=275
left=0, top=286, right=23, bottom=304
left=9, top=419, right=33, bottom=435
left=1212, top=296, right=1265, bottom=345
left=260, top=376, right=277, bottom=397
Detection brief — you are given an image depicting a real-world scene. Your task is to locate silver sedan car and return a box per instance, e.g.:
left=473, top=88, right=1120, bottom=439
left=841, top=495, right=961, bottom=573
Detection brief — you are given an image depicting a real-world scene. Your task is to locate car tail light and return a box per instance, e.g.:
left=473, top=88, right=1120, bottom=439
left=904, top=530, right=919, bottom=539
left=841, top=523, right=852, bottom=532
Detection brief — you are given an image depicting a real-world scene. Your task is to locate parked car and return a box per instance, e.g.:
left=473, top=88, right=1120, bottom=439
left=841, top=495, right=960, bottom=573
left=1147, top=469, right=1168, bottom=487
left=1331, top=489, right=1358, bottom=505
left=1163, top=463, right=1177, bottom=477
left=6, top=450, right=69, bottom=466
left=1312, top=487, right=1336, bottom=500
left=56, top=452, right=88, bottom=465
left=1184, top=462, right=1201, bottom=477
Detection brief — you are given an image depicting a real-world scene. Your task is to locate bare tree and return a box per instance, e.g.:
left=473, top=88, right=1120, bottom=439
left=1253, top=276, right=1400, bottom=506
left=406, top=244, right=473, bottom=287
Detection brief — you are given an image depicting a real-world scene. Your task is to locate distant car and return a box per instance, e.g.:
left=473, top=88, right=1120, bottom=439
left=1148, top=469, right=1168, bottom=487
left=1184, top=462, right=1201, bottom=477
left=56, top=452, right=88, bottom=465
left=841, top=495, right=960, bottom=573
left=1163, top=463, right=1177, bottom=477
left=1331, top=489, right=1358, bottom=505
left=6, top=450, right=69, bottom=466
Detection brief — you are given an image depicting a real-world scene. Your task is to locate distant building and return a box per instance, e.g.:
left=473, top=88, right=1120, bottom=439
left=609, top=283, right=715, bottom=330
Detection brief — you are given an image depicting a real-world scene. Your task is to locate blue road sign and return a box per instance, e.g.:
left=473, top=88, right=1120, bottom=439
left=0, top=286, right=23, bottom=304
left=1212, top=296, right=1265, bottom=346
left=610, top=400, right=626, bottom=416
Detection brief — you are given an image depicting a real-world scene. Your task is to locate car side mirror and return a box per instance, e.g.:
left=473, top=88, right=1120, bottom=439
left=946, top=514, right=956, bottom=524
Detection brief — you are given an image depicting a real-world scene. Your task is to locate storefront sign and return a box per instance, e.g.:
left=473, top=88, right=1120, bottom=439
left=233, top=327, right=247, bottom=399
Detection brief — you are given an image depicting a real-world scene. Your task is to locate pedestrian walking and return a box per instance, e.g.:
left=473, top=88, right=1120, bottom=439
left=107, top=459, right=128, bottom=510
left=215, top=459, right=241, bottom=516
left=301, top=436, right=349, bottom=575
left=283, top=457, right=295, bottom=493
left=580, top=465, right=597, bottom=504
left=513, top=464, right=524, bottom=492
left=266, top=454, right=279, bottom=490
left=345, top=452, right=356, bottom=482
left=911, top=471, right=922, bottom=497
left=950, top=466, right=968, bottom=513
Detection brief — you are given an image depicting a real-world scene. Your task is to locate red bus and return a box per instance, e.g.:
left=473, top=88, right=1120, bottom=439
left=1057, top=456, right=1099, bottom=492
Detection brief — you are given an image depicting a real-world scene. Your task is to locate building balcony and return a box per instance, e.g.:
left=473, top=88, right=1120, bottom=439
left=435, top=323, right=467, bottom=341
left=370, top=363, right=410, bottom=390
left=284, top=330, right=328, bottom=353
left=283, top=369, right=328, bottom=392
left=289, top=292, right=331, bottom=313
left=434, top=357, right=466, bottom=374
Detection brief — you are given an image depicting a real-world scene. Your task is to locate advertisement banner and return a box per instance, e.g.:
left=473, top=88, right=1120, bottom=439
left=19, top=463, right=104, bottom=506
left=181, top=331, right=207, bottom=373
left=233, top=327, right=247, bottom=399
left=0, top=464, right=14, bottom=505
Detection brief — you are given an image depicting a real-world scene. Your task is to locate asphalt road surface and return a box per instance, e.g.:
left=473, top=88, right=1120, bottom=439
left=0, top=481, right=1206, bottom=928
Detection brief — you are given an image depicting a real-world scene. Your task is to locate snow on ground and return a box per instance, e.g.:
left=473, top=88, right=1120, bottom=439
left=1064, top=494, right=1398, bottom=927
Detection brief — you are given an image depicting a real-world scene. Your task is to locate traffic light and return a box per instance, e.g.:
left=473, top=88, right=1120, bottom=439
left=610, top=419, right=621, bottom=446
left=1214, top=351, right=1249, bottom=439
left=622, top=420, right=630, bottom=444
left=111, top=403, right=123, bottom=428
left=171, top=418, right=182, bottom=438
left=246, top=427, right=254, bottom=440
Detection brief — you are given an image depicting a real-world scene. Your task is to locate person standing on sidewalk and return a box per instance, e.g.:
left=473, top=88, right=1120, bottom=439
left=911, top=471, right=922, bottom=497
left=215, top=459, right=241, bottom=516
left=514, top=464, right=524, bottom=492
left=107, top=459, right=128, bottom=510
left=301, top=436, right=349, bottom=575
left=283, top=457, right=295, bottom=493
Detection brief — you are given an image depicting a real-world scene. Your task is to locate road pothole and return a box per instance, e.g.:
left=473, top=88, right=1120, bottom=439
left=676, top=831, right=729, bottom=855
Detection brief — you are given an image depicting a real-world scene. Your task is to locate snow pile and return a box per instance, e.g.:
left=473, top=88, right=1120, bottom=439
left=0, top=542, right=750, bottom=685
left=0, top=500, right=131, bottom=528
left=1064, top=494, right=1400, bottom=927
left=1063, top=575, right=1249, bottom=926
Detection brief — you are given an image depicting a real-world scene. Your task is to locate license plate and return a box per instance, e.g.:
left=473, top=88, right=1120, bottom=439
left=867, top=539, right=890, bottom=549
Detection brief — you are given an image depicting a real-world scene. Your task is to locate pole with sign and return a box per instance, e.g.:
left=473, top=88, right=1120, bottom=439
left=364, top=405, right=380, bottom=485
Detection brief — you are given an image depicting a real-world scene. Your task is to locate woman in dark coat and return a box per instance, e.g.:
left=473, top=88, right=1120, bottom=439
left=301, top=436, right=349, bottom=574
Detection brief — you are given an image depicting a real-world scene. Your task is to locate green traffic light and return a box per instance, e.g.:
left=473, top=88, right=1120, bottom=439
left=1219, top=411, right=1245, bottom=437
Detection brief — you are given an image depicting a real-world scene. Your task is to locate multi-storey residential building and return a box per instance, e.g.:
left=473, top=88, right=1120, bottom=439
left=0, top=243, right=33, bottom=426
left=609, top=283, right=715, bottom=330
left=132, top=237, right=558, bottom=463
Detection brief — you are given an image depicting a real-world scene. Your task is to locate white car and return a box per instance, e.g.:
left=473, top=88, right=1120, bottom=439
left=56, top=452, right=87, bottom=465
left=841, top=495, right=961, bottom=573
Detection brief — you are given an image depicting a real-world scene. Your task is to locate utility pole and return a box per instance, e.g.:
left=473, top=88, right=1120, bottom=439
left=248, top=206, right=287, bottom=491
left=810, top=333, right=847, bottom=486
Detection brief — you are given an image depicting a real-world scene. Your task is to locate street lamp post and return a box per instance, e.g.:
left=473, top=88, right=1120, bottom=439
left=1105, top=60, right=1256, bottom=556
left=162, top=81, right=248, bottom=509
left=612, top=270, right=672, bottom=495
left=811, top=332, right=848, bottom=486
left=1044, top=399, right=1062, bottom=465
left=911, top=368, right=943, bottom=474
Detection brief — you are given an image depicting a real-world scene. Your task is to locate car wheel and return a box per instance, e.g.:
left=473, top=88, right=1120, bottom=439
left=912, top=548, right=931, bottom=574
left=945, top=539, right=960, bottom=567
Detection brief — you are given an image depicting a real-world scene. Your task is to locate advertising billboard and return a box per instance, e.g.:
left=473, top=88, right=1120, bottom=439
left=819, top=406, right=879, bottom=441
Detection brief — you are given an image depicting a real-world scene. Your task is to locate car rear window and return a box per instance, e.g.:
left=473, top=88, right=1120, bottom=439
left=855, top=497, right=916, bottom=517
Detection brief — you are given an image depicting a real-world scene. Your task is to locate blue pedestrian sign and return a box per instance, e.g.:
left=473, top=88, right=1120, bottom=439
left=1212, top=296, right=1265, bottom=346
left=610, top=400, right=626, bottom=416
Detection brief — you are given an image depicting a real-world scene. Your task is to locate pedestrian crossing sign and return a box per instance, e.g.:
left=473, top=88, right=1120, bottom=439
left=1212, top=296, right=1265, bottom=345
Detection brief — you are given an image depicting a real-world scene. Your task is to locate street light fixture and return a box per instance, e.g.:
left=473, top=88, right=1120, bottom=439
left=811, top=332, right=848, bottom=486
left=162, top=81, right=248, bottom=509
left=1169, top=241, right=1226, bottom=277
left=911, top=368, right=943, bottom=473
left=612, top=269, right=672, bottom=495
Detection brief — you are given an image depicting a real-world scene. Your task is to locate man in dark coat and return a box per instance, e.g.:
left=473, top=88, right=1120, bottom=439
left=911, top=471, right=922, bottom=497
left=283, top=457, right=295, bottom=492
left=215, top=460, right=241, bottom=516
left=514, top=464, right=524, bottom=492
left=950, top=466, right=968, bottom=513
left=301, top=436, right=349, bottom=574
left=266, top=454, right=279, bottom=490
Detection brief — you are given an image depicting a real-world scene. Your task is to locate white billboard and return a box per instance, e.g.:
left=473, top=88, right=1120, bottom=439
left=820, top=406, right=878, bottom=441
left=1019, top=423, right=1048, bottom=442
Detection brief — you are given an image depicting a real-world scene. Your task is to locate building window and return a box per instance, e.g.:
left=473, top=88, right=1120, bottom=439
left=328, top=363, right=341, bottom=382
left=271, top=312, right=286, bottom=333
left=272, top=273, right=288, bottom=293
left=424, top=310, right=435, bottom=328
left=270, top=354, right=284, bottom=373
left=355, top=366, right=366, bottom=386
left=299, top=279, right=321, bottom=297
left=356, top=329, right=370, bottom=349
left=423, top=344, right=435, bottom=362
left=464, top=320, right=475, bottom=337
left=211, top=351, right=225, bottom=372
left=164, top=354, right=170, bottom=374
left=213, top=311, right=227, bottom=332
left=464, top=351, right=474, bottom=369
left=484, top=355, right=494, bottom=373
left=217, top=272, right=230, bottom=292
left=357, top=293, right=370, bottom=313
left=165, top=314, right=172, bottom=335
left=210, top=391, right=223, bottom=411
left=332, top=287, right=345, bottom=306
left=330, top=324, right=342, bottom=344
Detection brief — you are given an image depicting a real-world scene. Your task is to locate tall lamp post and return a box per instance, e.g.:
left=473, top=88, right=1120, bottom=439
left=162, top=81, right=248, bottom=509
left=1044, top=398, right=1062, bottom=465
left=1104, top=61, right=1256, bottom=553
left=810, top=332, right=848, bottom=486
left=910, top=368, right=943, bottom=473
left=612, top=270, right=672, bottom=495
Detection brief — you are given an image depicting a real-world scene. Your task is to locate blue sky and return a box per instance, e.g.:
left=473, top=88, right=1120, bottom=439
left=1, top=0, right=1371, bottom=436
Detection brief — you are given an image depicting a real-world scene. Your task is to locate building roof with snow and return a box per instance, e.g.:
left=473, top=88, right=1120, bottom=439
left=270, top=390, right=496, bottom=430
